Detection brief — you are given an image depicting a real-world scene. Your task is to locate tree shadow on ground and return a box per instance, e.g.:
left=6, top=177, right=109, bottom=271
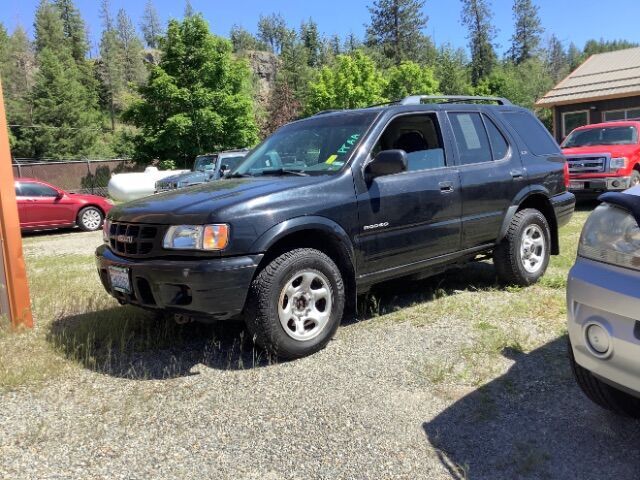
left=47, top=307, right=276, bottom=380
left=423, top=337, right=640, bottom=480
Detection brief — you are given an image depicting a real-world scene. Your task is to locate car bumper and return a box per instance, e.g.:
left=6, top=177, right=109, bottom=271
left=567, top=257, right=640, bottom=397
left=569, top=175, right=632, bottom=194
left=550, top=191, right=576, bottom=228
left=96, top=245, right=263, bottom=320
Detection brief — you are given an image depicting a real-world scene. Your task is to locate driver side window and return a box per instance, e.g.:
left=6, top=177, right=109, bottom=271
left=373, top=113, right=446, bottom=172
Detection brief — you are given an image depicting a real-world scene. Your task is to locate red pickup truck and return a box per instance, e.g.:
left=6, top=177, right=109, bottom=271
left=561, top=121, right=640, bottom=194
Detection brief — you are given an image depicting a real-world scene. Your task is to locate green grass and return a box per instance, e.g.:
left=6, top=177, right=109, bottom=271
left=0, top=211, right=589, bottom=391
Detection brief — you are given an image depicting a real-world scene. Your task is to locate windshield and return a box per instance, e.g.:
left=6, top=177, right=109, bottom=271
left=562, top=126, right=639, bottom=148
left=194, top=155, right=216, bottom=172
left=232, top=111, right=378, bottom=177
left=219, top=155, right=245, bottom=171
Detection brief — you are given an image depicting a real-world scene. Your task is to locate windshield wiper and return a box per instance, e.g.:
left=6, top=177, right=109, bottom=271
left=260, top=169, right=309, bottom=177
left=226, top=172, right=252, bottom=178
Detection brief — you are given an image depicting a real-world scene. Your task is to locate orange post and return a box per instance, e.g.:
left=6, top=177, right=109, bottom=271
left=0, top=79, right=33, bottom=328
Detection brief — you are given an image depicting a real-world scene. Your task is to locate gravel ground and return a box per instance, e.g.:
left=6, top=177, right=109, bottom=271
left=2, top=230, right=639, bottom=479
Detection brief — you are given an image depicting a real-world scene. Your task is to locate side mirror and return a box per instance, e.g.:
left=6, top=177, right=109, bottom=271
left=365, top=150, right=407, bottom=181
left=55, top=191, right=64, bottom=199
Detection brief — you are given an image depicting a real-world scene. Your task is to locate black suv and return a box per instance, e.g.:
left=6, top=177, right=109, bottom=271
left=97, top=95, right=575, bottom=359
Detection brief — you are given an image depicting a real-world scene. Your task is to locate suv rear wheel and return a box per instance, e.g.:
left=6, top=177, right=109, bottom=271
left=494, top=208, right=550, bottom=286
left=569, top=341, right=640, bottom=418
left=244, top=248, right=345, bottom=359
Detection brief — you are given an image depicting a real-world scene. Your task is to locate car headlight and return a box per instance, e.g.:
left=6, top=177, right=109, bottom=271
left=103, top=218, right=111, bottom=244
left=610, top=157, right=627, bottom=171
left=579, top=204, right=640, bottom=270
left=163, top=224, right=229, bottom=251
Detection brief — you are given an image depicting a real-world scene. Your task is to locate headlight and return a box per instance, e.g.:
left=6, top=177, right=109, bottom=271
left=610, top=157, right=627, bottom=171
left=579, top=204, right=640, bottom=270
left=163, top=224, right=229, bottom=251
left=103, top=218, right=111, bottom=244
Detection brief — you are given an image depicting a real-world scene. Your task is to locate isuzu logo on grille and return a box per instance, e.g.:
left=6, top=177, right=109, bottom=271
left=116, top=235, right=135, bottom=244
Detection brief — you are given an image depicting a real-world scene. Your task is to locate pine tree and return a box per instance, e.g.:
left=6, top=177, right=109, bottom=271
left=98, top=0, right=124, bottom=131
left=460, top=0, right=497, bottom=85
left=30, top=0, right=100, bottom=158
left=365, top=0, right=433, bottom=66
left=300, top=19, right=321, bottom=67
left=123, top=15, right=258, bottom=163
left=257, top=13, right=289, bottom=54
left=545, top=34, right=568, bottom=82
left=116, top=9, right=147, bottom=85
left=343, top=33, right=362, bottom=54
left=567, top=42, right=582, bottom=70
left=509, top=0, right=543, bottom=64
left=435, top=44, right=473, bottom=95
left=53, top=0, right=88, bottom=63
left=184, top=0, right=195, bottom=18
left=230, top=25, right=265, bottom=52
left=141, top=0, right=163, bottom=49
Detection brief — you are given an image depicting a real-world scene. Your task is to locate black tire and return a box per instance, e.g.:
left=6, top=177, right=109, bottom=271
left=77, top=206, right=104, bottom=232
left=244, top=248, right=345, bottom=360
left=493, top=208, right=550, bottom=286
left=569, top=341, right=640, bottom=418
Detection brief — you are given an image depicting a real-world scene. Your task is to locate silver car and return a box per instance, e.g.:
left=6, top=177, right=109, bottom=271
left=568, top=185, right=640, bottom=417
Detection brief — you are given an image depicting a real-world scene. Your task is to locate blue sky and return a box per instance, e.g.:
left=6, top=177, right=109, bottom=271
left=1, top=0, right=638, bottom=57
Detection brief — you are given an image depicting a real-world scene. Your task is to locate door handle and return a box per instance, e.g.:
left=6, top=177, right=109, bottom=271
left=510, top=169, right=524, bottom=179
left=439, top=181, right=454, bottom=194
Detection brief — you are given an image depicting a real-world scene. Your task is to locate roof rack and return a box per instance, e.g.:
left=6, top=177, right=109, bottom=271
left=400, top=95, right=512, bottom=106
left=313, top=109, right=343, bottom=116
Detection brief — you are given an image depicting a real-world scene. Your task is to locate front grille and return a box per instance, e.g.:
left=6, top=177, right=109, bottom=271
left=109, top=222, right=159, bottom=257
left=566, top=154, right=610, bottom=174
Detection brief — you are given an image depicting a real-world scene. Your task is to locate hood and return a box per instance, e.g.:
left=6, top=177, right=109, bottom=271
left=109, top=176, right=324, bottom=224
left=157, top=170, right=208, bottom=185
left=562, top=144, right=638, bottom=158
left=67, top=192, right=110, bottom=203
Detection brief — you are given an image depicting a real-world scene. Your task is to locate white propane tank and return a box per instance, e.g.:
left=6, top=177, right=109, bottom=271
left=108, top=167, right=189, bottom=202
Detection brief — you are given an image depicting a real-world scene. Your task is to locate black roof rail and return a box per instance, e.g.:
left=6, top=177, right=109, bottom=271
left=400, top=95, right=512, bottom=106
left=313, top=109, right=343, bottom=116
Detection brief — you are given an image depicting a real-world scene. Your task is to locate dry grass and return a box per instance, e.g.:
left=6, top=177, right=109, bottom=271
left=0, top=211, right=589, bottom=392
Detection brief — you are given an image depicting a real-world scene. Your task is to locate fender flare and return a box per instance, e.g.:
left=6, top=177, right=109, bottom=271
left=498, top=185, right=555, bottom=242
left=250, top=215, right=356, bottom=267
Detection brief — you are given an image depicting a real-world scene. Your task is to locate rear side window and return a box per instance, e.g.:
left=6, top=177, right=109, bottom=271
left=502, top=112, right=560, bottom=155
left=19, top=182, right=58, bottom=197
left=484, top=115, right=510, bottom=160
left=448, top=112, right=492, bottom=165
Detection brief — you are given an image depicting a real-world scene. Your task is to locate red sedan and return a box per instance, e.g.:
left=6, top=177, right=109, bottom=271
left=15, top=178, right=114, bottom=232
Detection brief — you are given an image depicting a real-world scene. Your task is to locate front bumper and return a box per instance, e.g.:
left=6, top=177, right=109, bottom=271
left=567, top=258, right=640, bottom=397
left=96, top=245, right=263, bottom=320
left=569, top=175, right=632, bottom=194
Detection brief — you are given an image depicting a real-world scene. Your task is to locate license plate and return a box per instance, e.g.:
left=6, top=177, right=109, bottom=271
left=570, top=181, right=584, bottom=190
left=108, top=266, right=131, bottom=294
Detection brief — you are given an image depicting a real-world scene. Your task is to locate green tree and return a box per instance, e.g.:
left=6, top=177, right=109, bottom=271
left=460, top=0, right=496, bottom=85
left=365, top=0, right=435, bottom=66
left=343, top=33, right=362, bottom=54
left=116, top=8, right=147, bottom=85
left=300, top=19, right=321, bottom=67
left=567, top=42, right=582, bottom=70
left=98, top=0, right=124, bottom=131
left=509, top=0, right=543, bottom=64
left=1, top=25, right=36, bottom=156
left=545, top=34, right=568, bottom=82
left=435, top=44, right=473, bottom=95
left=257, top=13, right=289, bottom=54
left=53, top=0, right=88, bottom=63
left=229, top=25, right=265, bottom=53
left=305, top=51, right=386, bottom=114
left=123, top=15, right=258, bottom=163
left=384, top=61, right=438, bottom=99
left=141, top=0, right=163, bottom=49
left=29, top=0, right=101, bottom=158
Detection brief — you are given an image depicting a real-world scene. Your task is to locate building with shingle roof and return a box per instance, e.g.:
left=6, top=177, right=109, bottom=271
left=536, top=47, right=640, bottom=141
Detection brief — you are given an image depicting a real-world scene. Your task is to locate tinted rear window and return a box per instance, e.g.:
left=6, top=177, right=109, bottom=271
left=502, top=112, right=560, bottom=156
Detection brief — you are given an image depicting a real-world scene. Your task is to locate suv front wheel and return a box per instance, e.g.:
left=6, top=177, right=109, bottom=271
left=494, top=208, right=550, bottom=286
left=245, top=248, right=345, bottom=359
